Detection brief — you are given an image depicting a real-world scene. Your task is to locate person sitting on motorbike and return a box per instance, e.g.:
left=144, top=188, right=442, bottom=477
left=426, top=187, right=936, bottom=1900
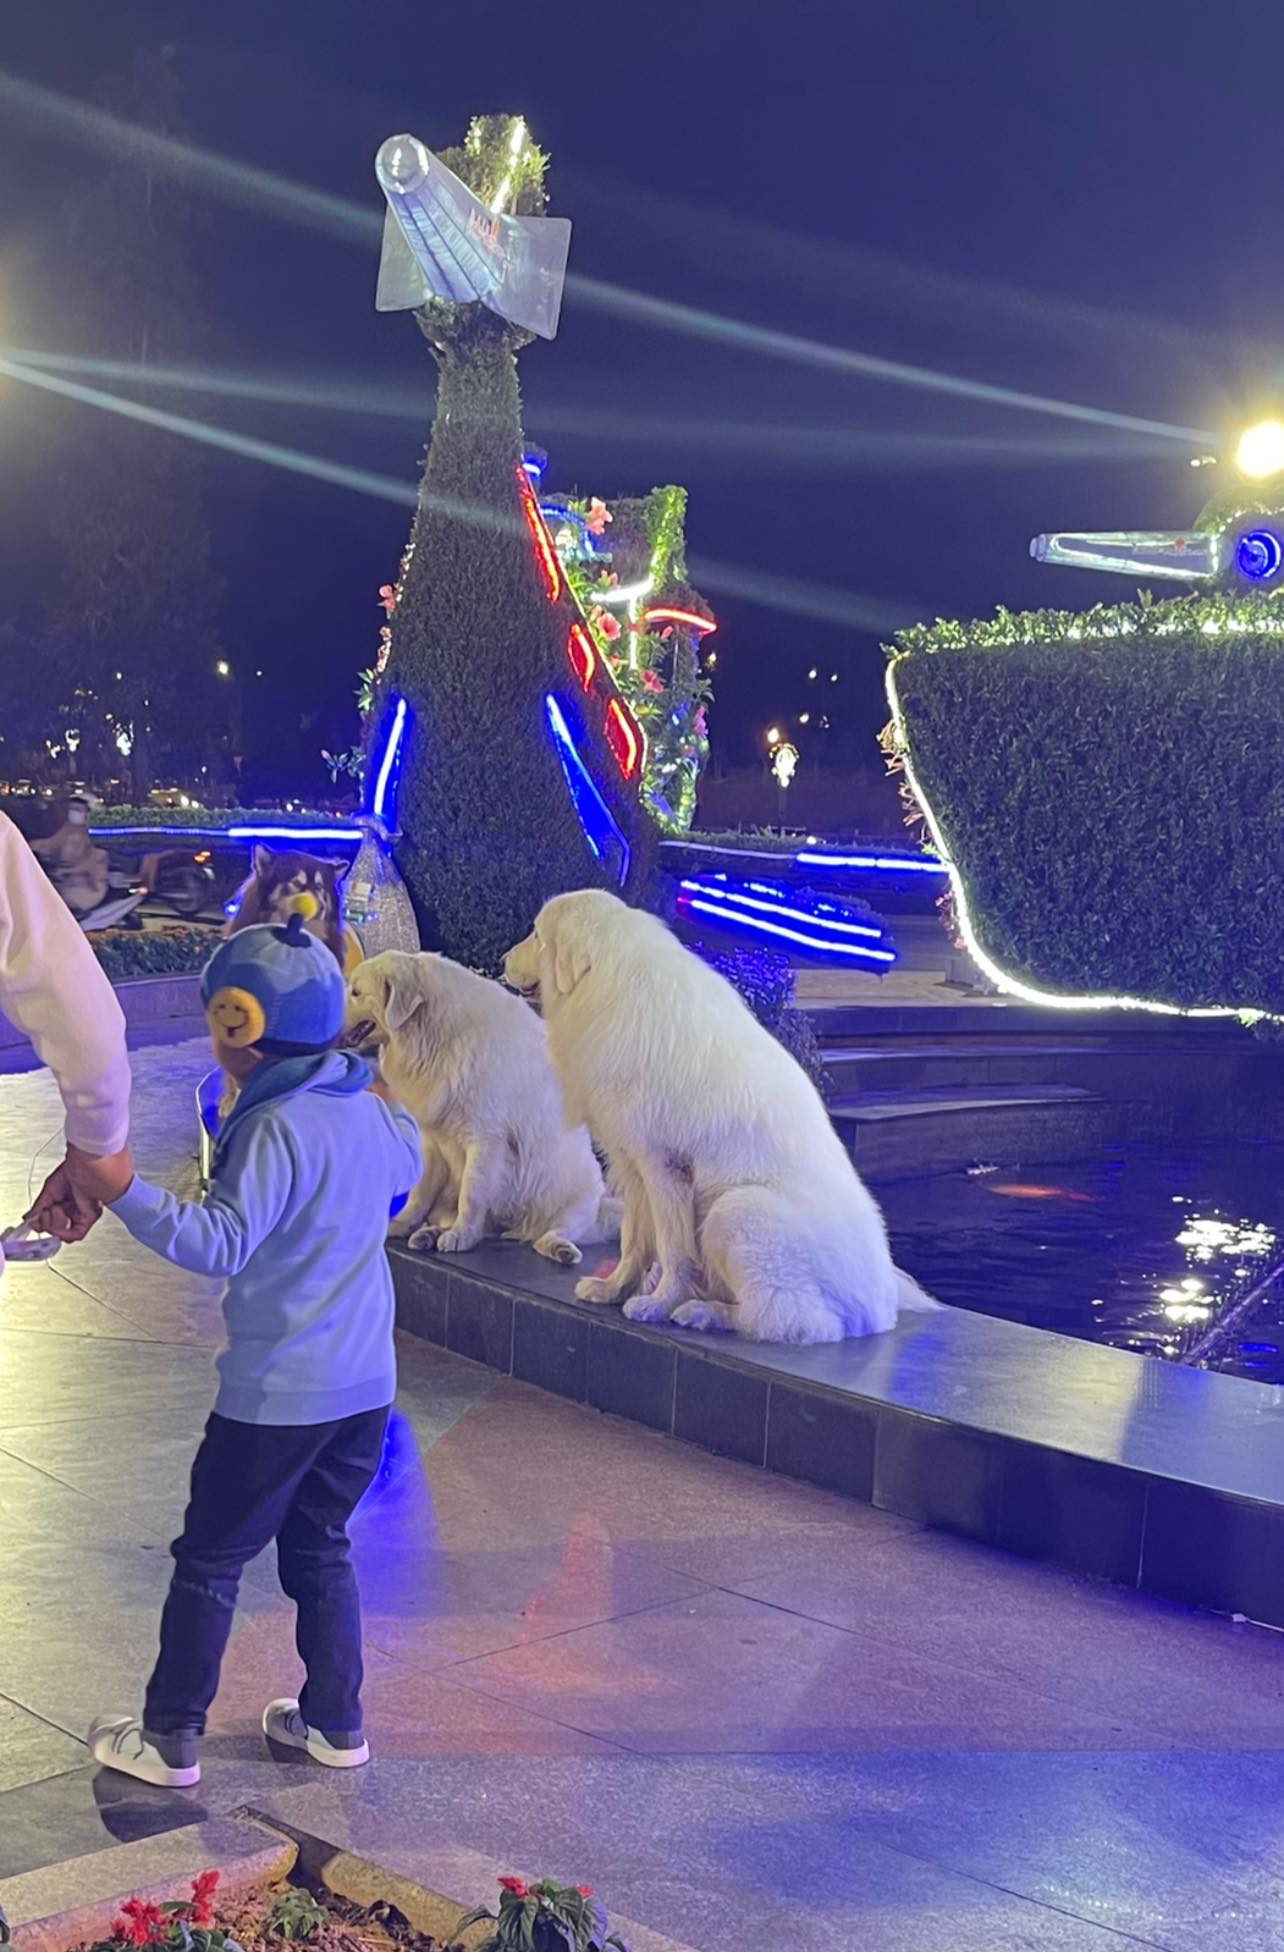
left=31, top=793, right=110, bottom=919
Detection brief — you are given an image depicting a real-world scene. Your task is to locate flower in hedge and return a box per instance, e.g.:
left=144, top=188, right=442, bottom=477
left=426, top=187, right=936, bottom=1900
left=190, top=1870, right=219, bottom=1928
left=378, top=583, right=399, bottom=615
left=640, top=669, right=664, bottom=694
left=585, top=497, right=612, bottom=536
left=498, top=1876, right=529, bottom=1898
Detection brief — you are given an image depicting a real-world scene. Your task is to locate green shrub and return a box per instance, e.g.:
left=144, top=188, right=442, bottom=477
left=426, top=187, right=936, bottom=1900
left=704, top=944, right=829, bottom=1090
left=89, top=805, right=346, bottom=831
left=886, top=590, right=1284, bottom=1015
left=91, top=925, right=219, bottom=984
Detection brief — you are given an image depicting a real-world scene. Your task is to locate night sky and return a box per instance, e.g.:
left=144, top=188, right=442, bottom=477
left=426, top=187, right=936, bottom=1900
left=3, top=0, right=1282, bottom=791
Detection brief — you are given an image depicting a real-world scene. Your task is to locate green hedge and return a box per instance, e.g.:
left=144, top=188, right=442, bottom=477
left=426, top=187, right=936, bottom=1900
left=89, top=805, right=348, bottom=831
left=886, top=590, right=1284, bottom=1016
left=91, top=925, right=220, bottom=983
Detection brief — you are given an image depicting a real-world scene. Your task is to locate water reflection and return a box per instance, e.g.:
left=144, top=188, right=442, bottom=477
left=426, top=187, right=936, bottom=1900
left=878, top=1141, right=1284, bottom=1384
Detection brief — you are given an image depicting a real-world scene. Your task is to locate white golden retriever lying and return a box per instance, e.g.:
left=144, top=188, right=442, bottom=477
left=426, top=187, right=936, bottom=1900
left=346, top=950, right=618, bottom=1264
left=503, top=891, right=939, bottom=1344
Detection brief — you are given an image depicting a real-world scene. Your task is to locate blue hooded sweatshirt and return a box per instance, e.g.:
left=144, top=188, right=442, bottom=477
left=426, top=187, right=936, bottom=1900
left=111, top=1051, right=422, bottom=1426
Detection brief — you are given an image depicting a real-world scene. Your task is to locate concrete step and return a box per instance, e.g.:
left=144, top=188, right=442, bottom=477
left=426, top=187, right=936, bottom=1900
left=817, top=1035, right=1247, bottom=1100
left=827, top=1082, right=1141, bottom=1178
left=802, top=998, right=1248, bottom=1041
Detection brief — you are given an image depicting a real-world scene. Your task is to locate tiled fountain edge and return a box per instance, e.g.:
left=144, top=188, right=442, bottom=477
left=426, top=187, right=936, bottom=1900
left=391, top=1240, right=1284, bottom=1629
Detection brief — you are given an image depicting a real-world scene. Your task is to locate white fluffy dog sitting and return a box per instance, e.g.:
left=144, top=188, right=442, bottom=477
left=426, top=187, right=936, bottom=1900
left=345, top=950, right=618, bottom=1264
left=503, top=891, right=939, bottom=1344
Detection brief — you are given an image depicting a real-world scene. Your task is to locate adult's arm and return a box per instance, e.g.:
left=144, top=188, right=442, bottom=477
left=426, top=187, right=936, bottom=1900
left=0, top=810, right=131, bottom=1155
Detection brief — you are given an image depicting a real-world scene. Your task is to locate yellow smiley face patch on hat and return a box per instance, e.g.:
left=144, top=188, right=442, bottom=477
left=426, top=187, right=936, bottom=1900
left=206, top=986, right=267, bottom=1049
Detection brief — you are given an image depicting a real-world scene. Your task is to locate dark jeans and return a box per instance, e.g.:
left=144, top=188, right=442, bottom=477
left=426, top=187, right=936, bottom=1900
left=144, top=1406, right=388, bottom=1742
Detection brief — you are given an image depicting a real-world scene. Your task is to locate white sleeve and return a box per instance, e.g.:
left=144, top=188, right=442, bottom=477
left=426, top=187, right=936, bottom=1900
left=0, top=811, right=131, bottom=1155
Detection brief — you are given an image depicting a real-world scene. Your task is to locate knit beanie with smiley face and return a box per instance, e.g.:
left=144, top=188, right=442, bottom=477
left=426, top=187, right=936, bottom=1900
left=202, top=911, right=346, bottom=1056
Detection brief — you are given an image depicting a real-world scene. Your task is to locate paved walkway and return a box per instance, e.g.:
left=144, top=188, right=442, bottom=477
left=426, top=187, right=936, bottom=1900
left=5, top=1043, right=1284, bottom=1950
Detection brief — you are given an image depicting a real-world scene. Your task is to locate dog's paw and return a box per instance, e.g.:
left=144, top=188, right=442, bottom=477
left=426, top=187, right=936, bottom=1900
left=671, top=1299, right=733, bottom=1334
left=575, top=1275, right=622, bottom=1306
left=623, top=1293, right=674, bottom=1325
left=407, top=1223, right=439, bottom=1254
left=535, top=1232, right=582, bottom=1266
left=435, top=1228, right=476, bottom=1255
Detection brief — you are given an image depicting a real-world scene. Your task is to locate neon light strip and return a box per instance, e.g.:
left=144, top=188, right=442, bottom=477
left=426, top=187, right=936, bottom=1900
left=567, top=621, right=597, bottom=691
left=545, top=695, right=630, bottom=884
left=370, top=694, right=408, bottom=824
left=643, top=605, right=716, bottom=635
left=883, top=652, right=1255, bottom=1019
left=796, top=849, right=948, bottom=874
left=605, top=696, right=643, bottom=779
left=598, top=576, right=654, bottom=607
left=679, top=877, right=885, bottom=940
left=679, top=895, right=896, bottom=962
left=657, top=838, right=946, bottom=872
left=516, top=464, right=561, bottom=601
left=91, top=824, right=364, bottom=842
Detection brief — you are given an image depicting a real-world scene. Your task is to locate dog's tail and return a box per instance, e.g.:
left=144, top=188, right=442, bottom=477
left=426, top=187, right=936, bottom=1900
left=894, top=1265, right=943, bottom=1313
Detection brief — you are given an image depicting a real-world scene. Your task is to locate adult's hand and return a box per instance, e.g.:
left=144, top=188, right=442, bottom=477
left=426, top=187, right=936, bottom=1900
left=28, top=1145, right=134, bottom=1243
left=66, top=1143, right=135, bottom=1207
left=27, top=1159, right=101, bottom=1242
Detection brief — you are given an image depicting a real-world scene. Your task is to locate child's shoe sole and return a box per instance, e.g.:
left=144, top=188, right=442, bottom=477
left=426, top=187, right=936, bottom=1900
left=262, top=1697, right=370, bottom=1768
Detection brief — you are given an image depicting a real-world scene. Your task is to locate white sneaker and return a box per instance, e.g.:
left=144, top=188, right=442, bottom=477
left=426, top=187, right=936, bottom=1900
left=88, top=1715, right=200, bottom=1788
left=262, top=1697, right=370, bottom=1769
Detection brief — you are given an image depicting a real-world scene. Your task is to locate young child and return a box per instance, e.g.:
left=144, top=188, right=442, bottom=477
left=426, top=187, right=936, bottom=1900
left=87, top=911, right=420, bottom=1787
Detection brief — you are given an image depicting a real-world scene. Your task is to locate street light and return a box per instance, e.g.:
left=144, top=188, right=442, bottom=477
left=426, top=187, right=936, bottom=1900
left=1235, top=420, right=1284, bottom=481
left=766, top=725, right=783, bottom=747
left=771, top=739, right=799, bottom=832
left=215, top=660, right=231, bottom=678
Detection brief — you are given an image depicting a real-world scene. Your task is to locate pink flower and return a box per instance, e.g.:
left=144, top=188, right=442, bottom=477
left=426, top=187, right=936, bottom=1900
left=641, top=669, right=664, bottom=694
left=378, top=584, right=398, bottom=615
left=499, top=1876, right=529, bottom=1899
left=577, top=1886, right=594, bottom=1899
left=585, top=497, right=612, bottom=536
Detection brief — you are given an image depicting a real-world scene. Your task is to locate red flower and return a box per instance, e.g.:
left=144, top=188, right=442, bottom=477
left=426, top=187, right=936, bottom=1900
left=499, top=1876, right=529, bottom=1898
left=116, top=1897, right=165, bottom=1948
left=191, top=1870, right=219, bottom=1928
left=378, top=584, right=398, bottom=615
left=577, top=1886, right=594, bottom=1898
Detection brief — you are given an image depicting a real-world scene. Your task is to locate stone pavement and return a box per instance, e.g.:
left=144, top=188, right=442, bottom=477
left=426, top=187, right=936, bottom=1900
left=6, top=1044, right=1284, bottom=1949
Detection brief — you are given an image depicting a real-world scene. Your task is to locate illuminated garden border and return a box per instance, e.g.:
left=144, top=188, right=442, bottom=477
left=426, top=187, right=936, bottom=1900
left=883, top=588, right=1284, bottom=1024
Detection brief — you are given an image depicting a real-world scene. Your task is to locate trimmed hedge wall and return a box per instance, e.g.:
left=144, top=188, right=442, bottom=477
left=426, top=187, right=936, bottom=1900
left=886, top=594, right=1284, bottom=1015
left=91, top=924, right=220, bottom=983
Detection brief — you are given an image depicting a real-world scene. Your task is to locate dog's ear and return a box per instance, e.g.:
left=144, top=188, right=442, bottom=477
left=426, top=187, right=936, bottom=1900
left=383, top=963, right=425, bottom=1032
left=326, top=856, right=351, bottom=886
left=549, top=926, right=592, bottom=1000
left=251, top=843, right=274, bottom=879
